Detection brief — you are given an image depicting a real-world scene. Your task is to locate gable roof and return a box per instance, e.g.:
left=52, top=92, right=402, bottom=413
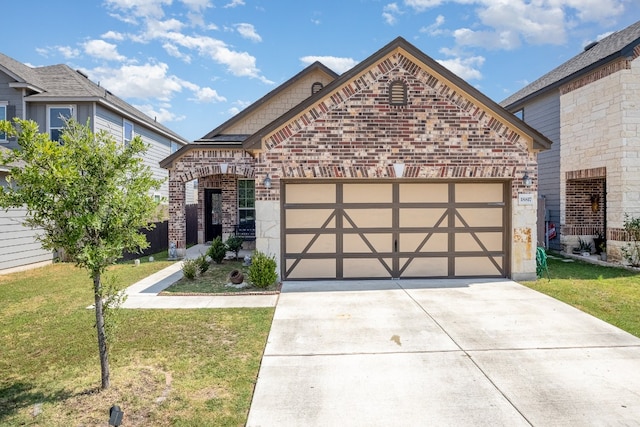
left=196, top=61, right=338, bottom=144
left=501, top=20, right=640, bottom=109
left=243, top=36, right=552, bottom=152
left=0, top=53, right=189, bottom=145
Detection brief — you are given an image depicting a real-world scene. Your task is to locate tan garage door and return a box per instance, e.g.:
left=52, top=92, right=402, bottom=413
left=282, top=181, right=509, bottom=280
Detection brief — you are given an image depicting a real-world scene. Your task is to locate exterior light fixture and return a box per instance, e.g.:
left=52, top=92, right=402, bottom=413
left=264, top=174, right=272, bottom=189
left=220, top=163, right=228, bottom=174
left=523, top=171, right=532, bottom=188
left=109, top=405, right=123, bottom=426
left=393, top=163, right=405, bottom=178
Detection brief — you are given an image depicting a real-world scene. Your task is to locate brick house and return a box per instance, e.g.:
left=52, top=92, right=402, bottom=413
left=161, top=37, right=552, bottom=281
left=501, top=20, right=640, bottom=263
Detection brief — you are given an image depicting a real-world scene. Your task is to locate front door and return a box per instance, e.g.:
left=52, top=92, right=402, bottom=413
left=205, top=189, right=223, bottom=242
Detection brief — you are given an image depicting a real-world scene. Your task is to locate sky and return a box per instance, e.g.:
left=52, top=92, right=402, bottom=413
left=3, top=1, right=639, bottom=142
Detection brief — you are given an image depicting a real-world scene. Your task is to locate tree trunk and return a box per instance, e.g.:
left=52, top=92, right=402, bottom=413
left=93, top=272, right=110, bottom=389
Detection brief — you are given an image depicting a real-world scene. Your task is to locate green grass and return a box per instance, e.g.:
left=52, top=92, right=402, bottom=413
left=0, top=255, right=274, bottom=426
left=164, top=260, right=279, bottom=294
left=522, top=253, right=640, bottom=338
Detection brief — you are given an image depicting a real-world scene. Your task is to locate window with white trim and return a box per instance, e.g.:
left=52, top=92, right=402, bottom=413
left=238, top=179, right=255, bottom=225
left=0, top=102, right=7, bottom=142
left=170, top=140, right=179, bottom=153
left=123, top=120, right=134, bottom=147
left=47, top=105, right=75, bottom=142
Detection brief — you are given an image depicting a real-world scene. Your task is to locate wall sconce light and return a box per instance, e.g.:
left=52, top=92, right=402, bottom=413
left=522, top=171, right=532, bottom=187
left=590, top=194, right=599, bottom=212
left=264, top=173, right=272, bottom=189
left=220, top=163, right=228, bottom=174
left=393, top=163, right=405, bottom=178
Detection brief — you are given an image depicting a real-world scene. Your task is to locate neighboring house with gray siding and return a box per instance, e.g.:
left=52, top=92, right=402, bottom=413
left=0, top=52, right=191, bottom=273
left=501, top=20, right=640, bottom=263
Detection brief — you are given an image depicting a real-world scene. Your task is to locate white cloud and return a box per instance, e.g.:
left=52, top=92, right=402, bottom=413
left=235, top=23, right=262, bottom=42
left=420, top=14, right=446, bottom=35
left=163, top=43, right=192, bottom=63
left=101, top=31, right=125, bottom=41
left=56, top=46, right=81, bottom=59
left=189, top=87, right=226, bottom=103
left=436, top=55, right=484, bottom=81
left=90, top=62, right=183, bottom=101
left=383, top=3, right=402, bottom=25
left=224, top=0, right=245, bottom=8
left=133, top=103, right=186, bottom=123
left=105, top=0, right=171, bottom=19
left=596, top=31, right=614, bottom=41
left=83, top=40, right=126, bottom=61
left=404, top=0, right=444, bottom=12
left=180, top=0, right=212, bottom=12
left=300, top=55, right=358, bottom=74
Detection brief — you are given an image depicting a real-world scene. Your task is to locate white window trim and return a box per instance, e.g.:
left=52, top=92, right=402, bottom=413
left=46, top=104, right=76, bottom=141
left=123, top=119, right=134, bottom=146
left=0, top=101, right=7, bottom=143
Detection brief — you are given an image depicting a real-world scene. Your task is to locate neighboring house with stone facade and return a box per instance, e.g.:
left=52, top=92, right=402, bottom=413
left=501, top=20, right=640, bottom=263
left=0, top=52, right=190, bottom=273
left=161, top=37, right=552, bottom=281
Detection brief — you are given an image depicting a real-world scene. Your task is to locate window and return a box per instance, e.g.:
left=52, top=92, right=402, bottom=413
left=0, top=102, right=6, bottom=142
left=311, top=82, right=324, bottom=95
left=47, top=105, right=74, bottom=142
left=238, top=179, right=255, bottom=225
left=389, top=80, right=407, bottom=106
left=123, top=120, right=134, bottom=146
left=170, top=140, right=179, bottom=153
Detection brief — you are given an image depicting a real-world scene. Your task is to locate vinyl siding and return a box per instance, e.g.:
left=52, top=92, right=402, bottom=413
left=521, top=92, right=561, bottom=249
left=0, top=173, right=53, bottom=273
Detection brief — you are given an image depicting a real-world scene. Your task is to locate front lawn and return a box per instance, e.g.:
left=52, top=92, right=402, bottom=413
left=0, top=256, right=274, bottom=426
left=522, top=253, right=640, bottom=338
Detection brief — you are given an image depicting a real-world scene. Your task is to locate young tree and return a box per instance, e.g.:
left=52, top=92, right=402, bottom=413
left=0, top=119, right=163, bottom=389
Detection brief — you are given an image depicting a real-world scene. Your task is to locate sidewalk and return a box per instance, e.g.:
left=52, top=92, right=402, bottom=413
left=120, top=244, right=278, bottom=309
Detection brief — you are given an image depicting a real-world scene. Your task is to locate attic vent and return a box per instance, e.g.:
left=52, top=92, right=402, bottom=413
left=389, top=80, right=407, bottom=106
left=311, top=82, right=324, bottom=94
left=584, top=41, right=598, bottom=51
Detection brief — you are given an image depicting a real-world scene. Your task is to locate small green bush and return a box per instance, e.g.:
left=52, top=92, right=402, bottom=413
left=622, top=214, right=640, bottom=267
left=196, top=254, right=209, bottom=274
left=248, top=251, right=278, bottom=289
left=182, top=258, right=198, bottom=280
left=207, top=237, right=227, bottom=264
left=226, top=235, right=244, bottom=259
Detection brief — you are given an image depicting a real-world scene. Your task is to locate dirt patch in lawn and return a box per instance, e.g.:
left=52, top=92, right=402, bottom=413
left=161, top=260, right=280, bottom=295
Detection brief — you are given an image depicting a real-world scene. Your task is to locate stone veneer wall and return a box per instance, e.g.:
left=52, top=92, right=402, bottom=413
left=560, top=57, right=640, bottom=262
left=254, top=52, right=539, bottom=280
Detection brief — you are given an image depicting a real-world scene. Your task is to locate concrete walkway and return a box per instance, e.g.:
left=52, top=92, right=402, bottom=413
left=247, top=279, right=640, bottom=426
left=120, top=244, right=278, bottom=309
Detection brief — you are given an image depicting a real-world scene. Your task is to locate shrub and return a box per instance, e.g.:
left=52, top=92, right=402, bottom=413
left=196, top=254, right=209, bottom=274
left=248, top=251, right=277, bottom=289
left=207, top=237, right=227, bottom=264
left=182, top=258, right=198, bottom=280
left=226, top=235, right=244, bottom=260
left=622, top=214, right=640, bottom=267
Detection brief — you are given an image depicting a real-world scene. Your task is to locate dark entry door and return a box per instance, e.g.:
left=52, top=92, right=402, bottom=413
left=205, top=189, right=223, bottom=242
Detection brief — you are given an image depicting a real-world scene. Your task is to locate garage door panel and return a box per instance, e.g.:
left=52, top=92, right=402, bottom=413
left=343, top=258, right=392, bottom=278
left=343, top=233, right=392, bottom=253
left=455, top=208, right=503, bottom=227
left=400, top=257, right=449, bottom=277
left=286, top=183, right=336, bottom=203
left=400, top=183, right=449, bottom=203
left=456, top=183, right=504, bottom=203
left=286, top=234, right=336, bottom=254
left=343, top=209, right=392, bottom=228
left=343, top=183, right=392, bottom=203
left=286, top=209, right=336, bottom=229
left=455, top=232, right=503, bottom=252
left=399, top=208, right=447, bottom=228
left=455, top=256, right=503, bottom=276
left=399, top=233, right=448, bottom=252
left=286, top=259, right=336, bottom=279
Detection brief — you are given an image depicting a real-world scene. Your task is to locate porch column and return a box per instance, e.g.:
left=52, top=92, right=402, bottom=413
left=168, top=169, right=186, bottom=259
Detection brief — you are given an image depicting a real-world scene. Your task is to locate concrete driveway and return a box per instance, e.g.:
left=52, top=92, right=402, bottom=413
left=247, top=279, right=640, bottom=426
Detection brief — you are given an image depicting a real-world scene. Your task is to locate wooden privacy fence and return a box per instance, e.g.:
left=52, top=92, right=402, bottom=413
left=121, top=220, right=168, bottom=261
